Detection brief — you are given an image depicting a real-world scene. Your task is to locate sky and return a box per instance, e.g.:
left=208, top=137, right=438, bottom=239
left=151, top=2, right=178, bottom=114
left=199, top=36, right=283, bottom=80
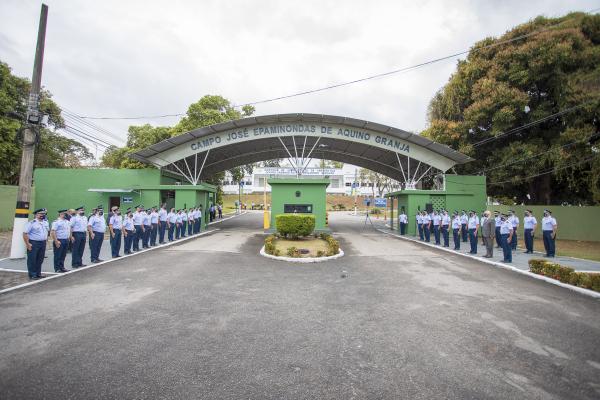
left=0, top=0, right=597, bottom=157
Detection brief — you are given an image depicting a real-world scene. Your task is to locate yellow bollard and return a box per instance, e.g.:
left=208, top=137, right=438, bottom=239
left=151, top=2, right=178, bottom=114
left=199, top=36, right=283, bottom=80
left=263, top=210, right=270, bottom=229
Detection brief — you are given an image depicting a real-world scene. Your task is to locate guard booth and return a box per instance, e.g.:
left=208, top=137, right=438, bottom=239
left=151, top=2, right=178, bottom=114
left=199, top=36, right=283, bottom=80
left=386, top=175, right=487, bottom=236
left=268, top=178, right=329, bottom=232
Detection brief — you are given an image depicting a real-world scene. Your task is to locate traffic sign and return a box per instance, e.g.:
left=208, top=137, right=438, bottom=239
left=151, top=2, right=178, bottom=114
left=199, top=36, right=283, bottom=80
left=374, top=198, right=387, bottom=207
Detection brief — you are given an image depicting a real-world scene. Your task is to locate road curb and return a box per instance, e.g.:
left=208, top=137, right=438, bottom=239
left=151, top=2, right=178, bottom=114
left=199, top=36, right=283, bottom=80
left=376, top=228, right=600, bottom=300
left=259, top=245, right=345, bottom=263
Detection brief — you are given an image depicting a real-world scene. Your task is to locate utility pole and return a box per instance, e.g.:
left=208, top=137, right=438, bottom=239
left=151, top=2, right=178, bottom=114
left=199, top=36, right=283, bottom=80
left=10, top=4, right=49, bottom=259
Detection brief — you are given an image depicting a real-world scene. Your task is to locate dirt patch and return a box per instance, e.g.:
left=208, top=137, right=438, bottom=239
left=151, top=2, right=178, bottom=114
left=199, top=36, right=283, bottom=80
left=273, top=237, right=330, bottom=257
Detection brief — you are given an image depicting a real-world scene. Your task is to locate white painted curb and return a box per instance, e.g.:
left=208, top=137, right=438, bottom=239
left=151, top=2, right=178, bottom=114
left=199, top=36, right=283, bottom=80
left=376, top=228, right=600, bottom=300
left=260, top=245, right=344, bottom=263
left=0, top=228, right=220, bottom=295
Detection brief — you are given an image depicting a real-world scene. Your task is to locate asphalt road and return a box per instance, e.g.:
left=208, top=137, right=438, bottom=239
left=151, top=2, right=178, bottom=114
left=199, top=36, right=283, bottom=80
left=0, top=212, right=599, bottom=399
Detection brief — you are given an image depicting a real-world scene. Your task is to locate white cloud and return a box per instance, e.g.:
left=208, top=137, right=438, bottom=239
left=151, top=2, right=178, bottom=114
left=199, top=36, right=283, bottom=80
left=0, top=0, right=597, bottom=154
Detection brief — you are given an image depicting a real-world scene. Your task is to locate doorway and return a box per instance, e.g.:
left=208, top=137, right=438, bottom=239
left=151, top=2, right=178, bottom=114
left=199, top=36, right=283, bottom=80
left=109, top=196, right=120, bottom=210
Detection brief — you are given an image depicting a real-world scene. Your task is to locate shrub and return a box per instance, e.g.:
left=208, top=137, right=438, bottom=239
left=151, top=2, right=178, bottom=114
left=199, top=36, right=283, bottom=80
left=276, top=214, right=315, bottom=239
left=273, top=249, right=281, bottom=256
left=286, top=246, right=300, bottom=257
left=337, top=203, right=346, bottom=210
left=528, top=259, right=599, bottom=292
left=319, top=233, right=340, bottom=256
left=264, top=235, right=276, bottom=255
left=316, top=250, right=325, bottom=257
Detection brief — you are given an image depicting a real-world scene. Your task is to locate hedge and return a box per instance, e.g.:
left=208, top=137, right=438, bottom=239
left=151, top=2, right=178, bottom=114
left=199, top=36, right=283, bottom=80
left=275, top=214, right=315, bottom=239
left=529, top=259, right=600, bottom=292
left=319, top=233, right=340, bottom=256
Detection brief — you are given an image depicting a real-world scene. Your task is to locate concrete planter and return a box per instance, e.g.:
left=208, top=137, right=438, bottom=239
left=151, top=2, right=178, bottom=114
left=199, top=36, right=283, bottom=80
left=260, top=245, right=344, bottom=263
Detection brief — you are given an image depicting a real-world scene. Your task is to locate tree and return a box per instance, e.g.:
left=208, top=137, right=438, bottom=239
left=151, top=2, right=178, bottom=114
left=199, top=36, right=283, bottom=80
left=422, top=13, right=600, bottom=205
left=0, top=60, right=90, bottom=184
left=359, top=168, right=396, bottom=197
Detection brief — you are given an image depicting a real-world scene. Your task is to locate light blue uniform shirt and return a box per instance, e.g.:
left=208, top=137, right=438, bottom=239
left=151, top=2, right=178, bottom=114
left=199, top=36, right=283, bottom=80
left=70, top=215, right=88, bottom=232
left=150, top=212, right=158, bottom=224
left=158, top=209, right=168, bottom=222
left=132, top=211, right=143, bottom=226
left=442, top=215, right=450, bottom=226
left=25, top=219, right=49, bottom=241
left=468, top=215, right=479, bottom=229
left=109, top=214, right=123, bottom=230
left=143, top=212, right=151, bottom=226
left=500, top=220, right=512, bottom=234
left=523, top=216, right=537, bottom=230
left=432, top=215, right=441, bottom=226
left=168, top=212, right=177, bottom=223
left=88, top=215, right=106, bottom=233
left=123, top=216, right=134, bottom=231
left=509, top=215, right=519, bottom=228
left=452, top=216, right=461, bottom=229
left=542, top=216, right=557, bottom=231
left=51, top=218, right=71, bottom=239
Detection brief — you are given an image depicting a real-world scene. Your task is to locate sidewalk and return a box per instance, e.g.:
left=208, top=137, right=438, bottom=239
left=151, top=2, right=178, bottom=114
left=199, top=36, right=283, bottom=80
left=0, top=212, right=243, bottom=275
left=382, top=224, right=600, bottom=273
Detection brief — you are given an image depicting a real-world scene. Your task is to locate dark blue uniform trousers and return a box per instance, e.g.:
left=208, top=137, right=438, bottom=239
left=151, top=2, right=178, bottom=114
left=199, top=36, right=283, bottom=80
left=501, top=233, right=512, bottom=262
left=181, top=221, right=187, bottom=237
left=461, top=224, right=468, bottom=242
left=91, top=231, right=104, bottom=261
left=400, top=222, right=406, bottom=235
left=71, top=231, right=86, bottom=267
left=524, top=228, right=534, bottom=253
left=168, top=224, right=175, bottom=241
left=433, top=225, right=440, bottom=244
left=469, top=228, right=478, bottom=254
left=143, top=225, right=151, bottom=248
left=424, top=225, right=431, bottom=242
left=418, top=224, right=423, bottom=240
left=150, top=223, right=158, bottom=246
left=133, top=225, right=143, bottom=251
left=511, top=228, right=518, bottom=250
left=495, top=227, right=502, bottom=247
left=159, top=221, right=166, bottom=243
left=110, top=230, right=122, bottom=257
left=53, top=238, right=68, bottom=271
left=124, top=230, right=134, bottom=254
left=543, top=231, right=555, bottom=256
left=188, top=220, right=193, bottom=235
left=442, top=225, right=449, bottom=247
left=452, top=228, right=460, bottom=250
left=27, top=240, right=46, bottom=278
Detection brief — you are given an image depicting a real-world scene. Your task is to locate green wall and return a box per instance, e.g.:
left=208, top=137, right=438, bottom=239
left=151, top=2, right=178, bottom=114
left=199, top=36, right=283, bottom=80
left=0, top=185, right=24, bottom=231
left=269, top=179, right=329, bottom=231
left=493, top=205, right=600, bottom=242
left=389, top=175, right=487, bottom=236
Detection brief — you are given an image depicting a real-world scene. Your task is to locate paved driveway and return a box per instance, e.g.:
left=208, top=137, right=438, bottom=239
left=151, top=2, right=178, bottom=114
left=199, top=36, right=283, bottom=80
left=0, top=212, right=599, bottom=399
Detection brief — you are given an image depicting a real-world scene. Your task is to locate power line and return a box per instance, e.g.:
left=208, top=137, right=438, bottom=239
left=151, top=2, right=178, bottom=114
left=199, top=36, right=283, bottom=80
left=62, top=115, right=121, bottom=146
left=62, top=124, right=114, bottom=148
left=74, top=7, right=600, bottom=121
left=62, top=108, right=126, bottom=143
left=488, top=153, right=599, bottom=186
left=60, top=127, right=110, bottom=149
left=471, top=103, right=590, bottom=148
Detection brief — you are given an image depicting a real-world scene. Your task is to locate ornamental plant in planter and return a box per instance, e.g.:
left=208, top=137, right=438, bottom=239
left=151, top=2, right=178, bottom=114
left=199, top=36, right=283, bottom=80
left=263, top=214, right=341, bottom=259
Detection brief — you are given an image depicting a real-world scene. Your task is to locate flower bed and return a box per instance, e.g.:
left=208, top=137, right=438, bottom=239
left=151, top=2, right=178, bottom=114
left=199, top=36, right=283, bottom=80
left=528, top=259, right=600, bottom=292
left=264, top=233, right=341, bottom=258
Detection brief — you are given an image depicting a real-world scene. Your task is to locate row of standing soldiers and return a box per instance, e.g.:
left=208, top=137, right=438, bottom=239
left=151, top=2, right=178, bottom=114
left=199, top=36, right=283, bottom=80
left=396, top=209, right=558, bottom=263
left=22, top=204, right=209, bottom=280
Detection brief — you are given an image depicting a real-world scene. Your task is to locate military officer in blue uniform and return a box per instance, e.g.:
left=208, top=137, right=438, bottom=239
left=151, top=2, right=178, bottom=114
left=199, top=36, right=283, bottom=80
left=507, top=210, right=519, bottom=250
left=132, top=205, right=144, bottom=251
left=421, top=211, right=431, bottom=242
left=432, top=210, right=441, bottom=245
left=109, top=206, right=123, bottom=258
left=50, top=209, right=71, bottom=273
left=150, top=206, right=159, bottom=246
left=451, top=211, right=461, bottom=250
left=494, top=211, right=502, bottom=248
left=70, top=206, right=88, bottom=268
left=87, top=206, right=107, bottom=263
left=158, top=204, right=168, bottom=243
left=23, top=208, right=49, bottom=280
left=499, top=213, right=514, bottom=263
left=460, top=210, right=468, bottom=242
left=187, top=208, right=195, bottom=236
left=523, top=209, right=537, bottom=254
left=441, top=209, right=450, bottom=247
left=416, top=212, right=423, bottom=240
left=467, top=210, right=480, bottom=254
left=123, top=208, right=135, bottom=254
left=167, top=208, right=177, bottom=241
left=398, top=209, right=407, bottom=235
left=142, top=207, right=151, bottom=248
left=542, top=209, right=558, bottom=257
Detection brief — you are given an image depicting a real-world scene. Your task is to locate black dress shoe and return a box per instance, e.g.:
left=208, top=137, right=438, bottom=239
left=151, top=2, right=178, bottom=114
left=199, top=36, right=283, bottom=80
left=96, top=259, right=104, bottom=262
left=60, top=269, right=69, bottom=273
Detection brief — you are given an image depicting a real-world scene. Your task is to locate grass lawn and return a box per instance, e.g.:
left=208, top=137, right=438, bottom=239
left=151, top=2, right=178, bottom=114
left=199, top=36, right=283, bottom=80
left=518, top=237, right=600, bottom=262
left=273, top=237, right=330, bottom=257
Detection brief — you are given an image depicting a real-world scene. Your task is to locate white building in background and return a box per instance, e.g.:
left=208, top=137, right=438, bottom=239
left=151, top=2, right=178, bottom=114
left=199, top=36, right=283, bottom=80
left=221, top=163, right=401, bottom=196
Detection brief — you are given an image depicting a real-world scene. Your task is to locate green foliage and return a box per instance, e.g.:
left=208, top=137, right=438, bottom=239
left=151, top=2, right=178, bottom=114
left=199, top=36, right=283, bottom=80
left=275, top=214, right=316, bottom=239
left=528, top=259, right=600, bottom=292
left=0, top=60, right=90, bottom=184
left=423, top=13, right=600, bottom=205
left=286, top=246, right=300, bottom=257
left=316, top=250, right=325, bottom=257
left=264, top=235, right=276, bottom=255
left=319, top=232, right=340, bottom=256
